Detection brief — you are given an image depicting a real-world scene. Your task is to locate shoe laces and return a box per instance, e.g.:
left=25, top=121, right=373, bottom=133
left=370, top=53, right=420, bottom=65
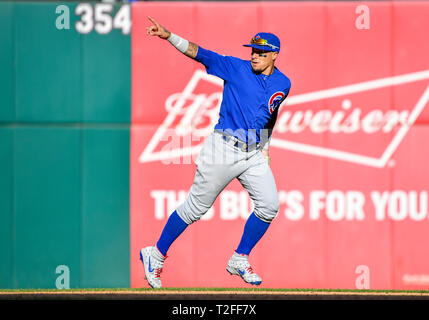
left=246, top=266, right=254, bottom=274
left=154, top=268, right=162, bottom=278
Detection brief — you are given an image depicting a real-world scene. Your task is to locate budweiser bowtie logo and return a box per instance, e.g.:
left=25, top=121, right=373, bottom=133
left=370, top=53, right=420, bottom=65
left=139, top=69, right=429, bottom=167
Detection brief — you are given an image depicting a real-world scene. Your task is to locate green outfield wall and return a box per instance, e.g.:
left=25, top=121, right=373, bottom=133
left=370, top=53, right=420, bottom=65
left=0, top=2, right=131, bottom=288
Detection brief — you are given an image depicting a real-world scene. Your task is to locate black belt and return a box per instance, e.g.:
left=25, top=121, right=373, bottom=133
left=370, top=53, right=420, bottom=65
left=216, top=131, right=260, bottom=152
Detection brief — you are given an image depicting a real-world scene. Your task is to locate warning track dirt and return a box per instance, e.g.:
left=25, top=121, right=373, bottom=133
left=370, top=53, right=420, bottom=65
left=2, top=289, right=429, bottom=300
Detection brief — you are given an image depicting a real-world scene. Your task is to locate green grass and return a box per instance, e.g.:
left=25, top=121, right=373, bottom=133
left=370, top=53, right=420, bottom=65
left=1, top=287, right=429, bottom=294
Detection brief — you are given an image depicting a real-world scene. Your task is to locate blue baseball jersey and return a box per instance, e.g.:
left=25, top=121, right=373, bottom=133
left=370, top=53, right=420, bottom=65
left=195, top=46, right=291, bottom=145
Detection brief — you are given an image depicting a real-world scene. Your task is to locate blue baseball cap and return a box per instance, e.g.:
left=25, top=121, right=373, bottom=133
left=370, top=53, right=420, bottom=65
left=243, top=32, right=280, bottom=53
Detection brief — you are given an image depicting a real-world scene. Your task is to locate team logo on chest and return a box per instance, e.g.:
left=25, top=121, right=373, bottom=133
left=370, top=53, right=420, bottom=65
left=268, top=91, right=285, bottom=114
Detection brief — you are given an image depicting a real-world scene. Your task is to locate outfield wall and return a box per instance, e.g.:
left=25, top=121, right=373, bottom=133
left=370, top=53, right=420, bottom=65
left=130, top=1, right=429, bottom=290
left=0, top=2, right=130, bottom=288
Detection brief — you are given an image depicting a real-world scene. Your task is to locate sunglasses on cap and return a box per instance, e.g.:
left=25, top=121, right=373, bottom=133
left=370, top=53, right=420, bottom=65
left=250, top=36, right=280, bottom=50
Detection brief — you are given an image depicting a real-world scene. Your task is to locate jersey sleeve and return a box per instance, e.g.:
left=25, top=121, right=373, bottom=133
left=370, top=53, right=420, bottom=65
left=195, top=46, right=242, bottom=81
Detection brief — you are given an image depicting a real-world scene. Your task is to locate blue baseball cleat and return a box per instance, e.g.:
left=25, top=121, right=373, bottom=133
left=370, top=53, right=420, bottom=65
left=226, top=252, right=262, bottom=286
left=140, top=246, right=165, bottom=289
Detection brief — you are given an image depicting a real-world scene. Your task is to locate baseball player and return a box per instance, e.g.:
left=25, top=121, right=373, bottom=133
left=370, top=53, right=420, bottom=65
left=140, top=16, right=291, bottom=288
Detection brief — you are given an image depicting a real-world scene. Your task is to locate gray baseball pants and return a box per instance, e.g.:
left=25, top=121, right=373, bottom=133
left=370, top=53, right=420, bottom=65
left=176, top=131, right=279, bottom=224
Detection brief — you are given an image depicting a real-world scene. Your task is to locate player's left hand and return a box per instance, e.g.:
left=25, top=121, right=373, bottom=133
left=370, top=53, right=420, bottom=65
left=261, top=149, right=271, bottom=166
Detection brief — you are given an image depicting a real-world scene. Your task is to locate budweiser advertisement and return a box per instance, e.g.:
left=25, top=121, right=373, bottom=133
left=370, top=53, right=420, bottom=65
left=130, top=1, right=429, bottom=289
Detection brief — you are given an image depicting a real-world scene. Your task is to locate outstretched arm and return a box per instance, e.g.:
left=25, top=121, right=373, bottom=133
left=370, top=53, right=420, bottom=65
left=146, top=16, right=199, bottom=59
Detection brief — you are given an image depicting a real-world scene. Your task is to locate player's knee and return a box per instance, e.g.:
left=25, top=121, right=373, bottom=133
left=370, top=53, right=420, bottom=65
left=176, top=204, right=202, bottom=224
left=267, top=198, right=280, bottom=221
left=272, top=196, right=280, bottom=215
left=176, top=197, right=211, bottom=224
left=254, top=196, right=279, bottom=222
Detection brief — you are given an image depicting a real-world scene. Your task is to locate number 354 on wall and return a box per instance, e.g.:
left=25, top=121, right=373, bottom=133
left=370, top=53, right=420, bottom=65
left=55, top=3, right=131, bottom=35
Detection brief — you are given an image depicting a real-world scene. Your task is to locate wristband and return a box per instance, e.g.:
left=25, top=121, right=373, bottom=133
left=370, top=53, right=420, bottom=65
left=167, top=33, right=189, bottom=54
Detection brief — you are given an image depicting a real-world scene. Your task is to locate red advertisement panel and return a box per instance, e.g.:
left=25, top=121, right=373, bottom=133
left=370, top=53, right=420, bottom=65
left=131, top=1, right=429, bottom=289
